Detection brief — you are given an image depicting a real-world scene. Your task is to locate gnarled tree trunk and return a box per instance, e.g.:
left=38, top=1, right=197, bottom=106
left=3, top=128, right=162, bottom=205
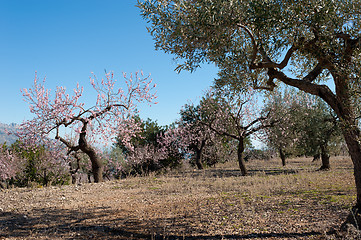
left=279, top=148, right=286, bottom=166
left=237, top=138, right=248, bottom=176
left=79, top=130, right=103, bottom=183
left=56, top=122, right=104, bottom=183
left=69, top=153, right=81, bottom=184
left=340, top=124, right=361, bottom=230
left=194, top=149, right=204, bottom=170
left=343, top=127, right=361, bottom=208
left=190, top=140, right=206, bottom=170
left=319, top=144, right=330, bottom=170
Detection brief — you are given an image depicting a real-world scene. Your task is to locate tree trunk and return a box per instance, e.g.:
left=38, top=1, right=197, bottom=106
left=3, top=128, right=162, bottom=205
left=343, top=128, right=361, bottom=207
left=339, top=127, right=361, bottom=230
left=71, top=174, right=77, bottom=185
left=312, top=153, right=320, bottom=162
left=319, top=144, right=330, bottom=170
left=79, top=131, right=103, bottom=183
left=279, top=148, right=286, bottom=166
left=87, top=173, right=92, bottom=183
left=195, top=148, right=203, bottom=170
left=89, top=153, right=103, bottom=183
left=237, top=138, right=248, bottom=176
left=331, top=74, right=361, bottom=215
left=191, top=140, right=206, bottom=170
left=43, top=170, right=49, bottom=186
left=70, top=153, right=81, bottom=184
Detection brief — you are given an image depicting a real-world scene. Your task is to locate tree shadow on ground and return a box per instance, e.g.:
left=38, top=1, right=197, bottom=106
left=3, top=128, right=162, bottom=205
left=170, top=168, right=300, bottom=179
left=0, top=207, right=322, bottom=239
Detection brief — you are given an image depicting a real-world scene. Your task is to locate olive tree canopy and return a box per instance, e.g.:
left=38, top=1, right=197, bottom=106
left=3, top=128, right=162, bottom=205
left=139, top=0, right=360, bottom=92
left=138, top=0, right=361, bottom=225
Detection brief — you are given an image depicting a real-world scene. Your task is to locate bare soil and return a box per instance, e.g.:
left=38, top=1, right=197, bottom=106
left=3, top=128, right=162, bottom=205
left=0, top=157, right=358, bottom=239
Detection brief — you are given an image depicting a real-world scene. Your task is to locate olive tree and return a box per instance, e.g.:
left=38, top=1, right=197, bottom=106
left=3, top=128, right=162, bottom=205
left=263, top=89, right=299, bottom=166
left=294, top=97, right=342, bottom=170
left=199, top=89, right=274, bottom=175
left=265, top=89, right=342, bottom=169
left=138, top=0, right=361, bottom=224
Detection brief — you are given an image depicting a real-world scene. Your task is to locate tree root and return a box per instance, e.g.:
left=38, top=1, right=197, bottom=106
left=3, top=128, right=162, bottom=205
left=318, top=165, right=331, bottom=171
left=340, top=207, right=361, bottom=231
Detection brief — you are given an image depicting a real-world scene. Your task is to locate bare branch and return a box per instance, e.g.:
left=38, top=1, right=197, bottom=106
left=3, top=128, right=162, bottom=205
left=267, top=68, right=341, bottom=116
left=250, top=45, right=297, bottom=70
left=244, top=115, right=268, bottom=131
left=237, top=24, right=258, bottom=66
left=55, top=128, right=80, bottom=153
left=237, top=23, right=297, bottom=71
left=253, top=78, right=277, bottom=91
left=336, top=32, right=351, bottom=40
left=203, top=121, right=239, bottom=140
left=303, top=63, right=324, bottom=83
left=246, top=120, right=277, bottom=137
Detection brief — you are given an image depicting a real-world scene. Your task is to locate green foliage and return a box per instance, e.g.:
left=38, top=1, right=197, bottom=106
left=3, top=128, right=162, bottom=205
left=293, top=98, right=343, bottom=157
left=180, top=100, right=236, bottom=168
left=139, top=0, right=361, bottom=83
left=115, top=117, right=182, bottom=176
left=10, top=141, right=45, bottom=186
left=265, top=89, right=343, bottom=158
left=103, top=147, right=127, bottom=179
left=6, top=141, right=70, bottom=187
left=138, top=0, right=361, bottom=125
left=116, top=116, right=165, bottom=152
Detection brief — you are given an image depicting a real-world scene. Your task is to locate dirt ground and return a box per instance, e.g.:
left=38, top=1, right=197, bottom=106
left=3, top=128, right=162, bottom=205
left=0, top=157, right=358, bottom=239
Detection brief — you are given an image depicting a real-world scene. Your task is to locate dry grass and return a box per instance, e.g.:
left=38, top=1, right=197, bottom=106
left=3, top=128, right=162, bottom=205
left=0, top=156, right=357, bottom=239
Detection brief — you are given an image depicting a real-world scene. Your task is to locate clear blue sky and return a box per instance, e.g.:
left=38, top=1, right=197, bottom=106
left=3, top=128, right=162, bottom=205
left=0, top=0, right=218, bottom=126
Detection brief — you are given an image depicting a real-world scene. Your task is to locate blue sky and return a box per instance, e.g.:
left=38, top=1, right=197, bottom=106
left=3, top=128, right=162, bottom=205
left=0, top=0, right=218, bottom=126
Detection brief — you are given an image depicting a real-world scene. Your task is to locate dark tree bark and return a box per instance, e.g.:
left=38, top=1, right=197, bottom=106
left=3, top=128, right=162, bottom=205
left=190, top=140, right=206, bottom=170
left=69, top=153, right=81, bottom=184
left=71, top=169, right=77, bottom=184
left=87, top=173, right=92, bottom=183
left=279, top=148, right=286, bottom=166
left=43, top=170, right=49, bottom=186
left=343, top=127, right=361, bottom=208
left=312, top=153, right=320, bottom=162
left=194, top=149, right=203, bottom=170
left=319, top=144, right=330, bottom=170
left=56, top=121, right=103, bottom=183
left=237, top=138, right=248, bottom=176
left=78, top=124, right=103, bottom=183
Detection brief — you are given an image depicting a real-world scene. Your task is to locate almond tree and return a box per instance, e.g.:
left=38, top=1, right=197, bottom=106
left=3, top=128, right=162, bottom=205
left=0, top=141, right=69, bottom=187
left=139, top=0, right=361, bottom=225
left=199, top=89, right=274, bottom=176
left=22, top=142, right=70, bottom=186
left=263, top=89, right=305, bottom=166
left=157, top=118, right=207, bottom=170
left=156, top=124, right=185, bottom=168
left=157, top=115, right=223, bottom=170
left=0, top=143, right=24, bottom=186
left=115, top=117, right=170, bottom=175
left=19, top=71, right=157, bottom=182
left=178, top=103, right=215, bottom=169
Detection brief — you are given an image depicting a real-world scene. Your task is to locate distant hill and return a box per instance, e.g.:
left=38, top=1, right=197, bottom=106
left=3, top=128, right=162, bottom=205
left=0, top=123, right=19, bottom=145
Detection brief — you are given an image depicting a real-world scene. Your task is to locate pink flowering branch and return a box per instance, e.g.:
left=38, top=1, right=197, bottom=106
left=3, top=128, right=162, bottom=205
left=18, top=71, right=157, bottom=183
left=194, top=88, right=276, bottom=175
